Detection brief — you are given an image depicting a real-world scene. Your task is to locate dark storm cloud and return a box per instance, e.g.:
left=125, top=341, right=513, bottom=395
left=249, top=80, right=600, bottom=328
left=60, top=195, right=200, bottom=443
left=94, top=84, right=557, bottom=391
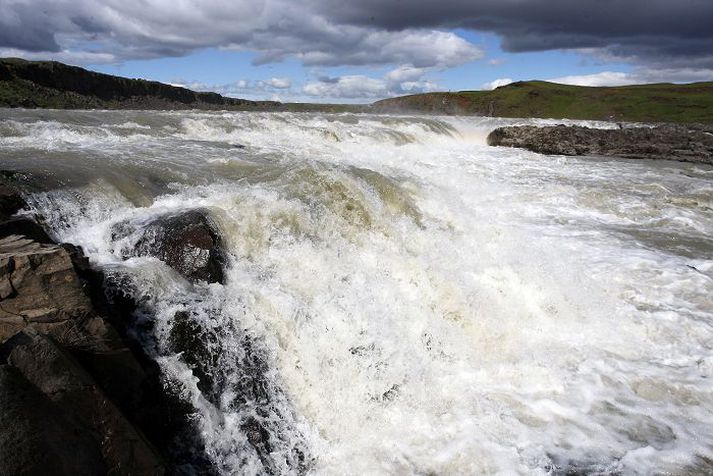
left=0, top=0, right=481, bottom=68
left=0, top=0, right=711, bottom=74
left=312, top=0, right=713, bottom=68
left=0, top=4, right=60, bottom=52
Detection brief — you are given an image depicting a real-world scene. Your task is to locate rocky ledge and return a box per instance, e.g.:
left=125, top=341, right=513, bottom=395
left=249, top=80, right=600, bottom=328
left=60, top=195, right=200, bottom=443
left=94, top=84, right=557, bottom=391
left=0, top=183, right=233, bottom=475
left=487, top=124, right=713, bottom=165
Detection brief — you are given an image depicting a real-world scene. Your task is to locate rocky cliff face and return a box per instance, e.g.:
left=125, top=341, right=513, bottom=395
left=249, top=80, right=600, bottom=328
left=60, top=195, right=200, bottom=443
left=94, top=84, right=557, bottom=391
left=487, top=124, right=713, bottom=165
left=0, top=58, right=282, bottom=110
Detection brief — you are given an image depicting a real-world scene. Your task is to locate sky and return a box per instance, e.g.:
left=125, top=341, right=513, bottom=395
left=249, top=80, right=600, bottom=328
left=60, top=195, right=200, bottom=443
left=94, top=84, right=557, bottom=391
left=1, top=0, right=712, bottom=103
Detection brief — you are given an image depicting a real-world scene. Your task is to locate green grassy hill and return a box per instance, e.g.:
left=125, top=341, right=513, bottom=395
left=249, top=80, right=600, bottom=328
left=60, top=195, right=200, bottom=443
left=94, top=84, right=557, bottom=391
left=2, top=57, right=711, bottom=122
left=373, top=80, right=713, bottom=123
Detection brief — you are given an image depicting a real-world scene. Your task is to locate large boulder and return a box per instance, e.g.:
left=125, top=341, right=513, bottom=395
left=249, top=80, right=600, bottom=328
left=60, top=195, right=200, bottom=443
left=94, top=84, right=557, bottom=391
left=2, top=330, right=165, bottom=475
left=487, top=124, right=713, bottom=165
left=116, top=209, right=226, bottom=284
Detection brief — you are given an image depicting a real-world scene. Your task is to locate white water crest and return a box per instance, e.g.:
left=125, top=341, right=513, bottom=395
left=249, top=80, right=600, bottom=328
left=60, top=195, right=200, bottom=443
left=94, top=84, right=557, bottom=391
left=1, top=109, right=712, bottom=475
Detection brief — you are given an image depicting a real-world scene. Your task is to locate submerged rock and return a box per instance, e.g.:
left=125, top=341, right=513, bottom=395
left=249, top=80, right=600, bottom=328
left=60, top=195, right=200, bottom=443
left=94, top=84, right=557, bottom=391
left=487, top=124, right=713, bottom=165
left=166, top=307, right=312, bottom=474
left=168, top=310, right=222, bottom=399
left=116, top=209, right=226, bottom=284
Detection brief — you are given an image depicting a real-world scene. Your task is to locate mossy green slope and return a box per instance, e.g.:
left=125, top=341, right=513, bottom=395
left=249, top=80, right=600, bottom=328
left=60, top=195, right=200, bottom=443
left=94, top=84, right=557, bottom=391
left=373, top=80, right=713, bottom=123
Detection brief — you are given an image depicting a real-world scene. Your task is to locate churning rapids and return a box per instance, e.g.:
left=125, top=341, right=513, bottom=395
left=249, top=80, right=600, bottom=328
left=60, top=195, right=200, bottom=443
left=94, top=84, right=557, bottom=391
left=1, top=109, right=712, bottom=475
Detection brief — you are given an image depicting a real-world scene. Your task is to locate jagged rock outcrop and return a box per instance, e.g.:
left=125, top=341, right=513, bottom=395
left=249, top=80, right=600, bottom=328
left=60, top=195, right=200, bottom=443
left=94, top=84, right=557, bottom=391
left=114, top=209, right=226, bottom=284
left=487, top=124, right=713, bottom=165
left=0, top=235, right=120, bottom=346
left=0, top=182, right=168, bottom=475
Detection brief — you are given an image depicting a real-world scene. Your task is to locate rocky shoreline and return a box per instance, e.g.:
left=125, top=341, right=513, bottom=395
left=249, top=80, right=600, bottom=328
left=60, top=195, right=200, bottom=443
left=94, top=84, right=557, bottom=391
left=0, top=182, right=228, bottom=475
left=487, top=124, right=713, bottom=165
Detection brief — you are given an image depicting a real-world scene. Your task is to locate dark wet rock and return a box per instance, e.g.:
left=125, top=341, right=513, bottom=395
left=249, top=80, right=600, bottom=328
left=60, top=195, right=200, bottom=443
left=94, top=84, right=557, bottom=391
left=0, top=181, right=223, bottom=473
left=0, top=216, right=53, bottom=243
left=0, top=363, right=107, bottom=475
left=166, top=306, right=312, bottom=474
left=116, top=209, right=226, bottom=284
left=166, top=309, right=284, bottom=472
left=0, top=183, right=26, bottom=221
left=168, top=310, right=222, bottom=400
left=0, top=230, right=192, bottom=474
left=487, top=124, right=713, bottom=165
left=73, top=268, right=221, bottom=474
left=3, top=330, right=165, bottom=475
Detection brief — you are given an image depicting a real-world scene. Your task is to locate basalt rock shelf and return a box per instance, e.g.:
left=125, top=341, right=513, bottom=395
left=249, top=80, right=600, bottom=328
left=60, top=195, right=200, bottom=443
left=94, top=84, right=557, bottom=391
left=0, top=182, right=223, bottom=475
left=487, top=124, right=713, bottom=165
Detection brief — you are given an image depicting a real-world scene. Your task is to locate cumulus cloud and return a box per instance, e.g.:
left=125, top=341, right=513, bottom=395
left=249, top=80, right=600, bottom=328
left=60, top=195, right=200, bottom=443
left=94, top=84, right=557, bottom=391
left=303, top=75, right=387, bottom=99
left=548, top=72, right=635, bottom=87
left=302, top=71, right=438, bottom=100
left=482, top=78, right=513, bottom=90
left=0, top=0, right=482, bottom=71
left=265, top=77, right=291, bottom=89
left=175, top=77, right=293, bottom=99
left=2, top=0, right=711, bottom=100
left=549, top=69, right=713, bottom=87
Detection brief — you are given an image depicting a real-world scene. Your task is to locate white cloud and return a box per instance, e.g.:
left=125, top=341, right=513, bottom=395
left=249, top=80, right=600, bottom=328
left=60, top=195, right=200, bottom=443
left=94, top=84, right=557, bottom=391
left=178, top=77, right=295, bottom=99
left=399, top=80, right=438, bottom=93
left=385, top=65, right=430, bottom=83
left=303, top=75, right=388, bottom=99
left=302, top=64, right=442, bottom=100
left=548, top=71, right=635, bottom=87
left=488, top=58, right=505, bottom=66
left=482, top=77, right=513, bottom=89
left=0, top=47, right=117, bottom=65
left=548, top=69, right=713, bottom=87
left=264, top=77, right=291, bottom=89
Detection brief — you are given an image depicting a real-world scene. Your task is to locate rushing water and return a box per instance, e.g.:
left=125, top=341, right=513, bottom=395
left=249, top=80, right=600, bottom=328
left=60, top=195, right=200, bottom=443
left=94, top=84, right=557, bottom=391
left=1, top=109, right=712, bottom=475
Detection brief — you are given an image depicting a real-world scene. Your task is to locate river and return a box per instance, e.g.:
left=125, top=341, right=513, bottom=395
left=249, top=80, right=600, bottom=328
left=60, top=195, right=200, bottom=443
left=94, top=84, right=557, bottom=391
left=1, top=109, right=712, bottom=475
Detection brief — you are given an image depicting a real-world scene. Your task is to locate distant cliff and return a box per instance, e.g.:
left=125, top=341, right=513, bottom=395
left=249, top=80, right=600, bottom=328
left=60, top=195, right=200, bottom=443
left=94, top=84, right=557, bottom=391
left=373, top=80, right=713, bottom=124
left=0, top=58, right=281, bottom=110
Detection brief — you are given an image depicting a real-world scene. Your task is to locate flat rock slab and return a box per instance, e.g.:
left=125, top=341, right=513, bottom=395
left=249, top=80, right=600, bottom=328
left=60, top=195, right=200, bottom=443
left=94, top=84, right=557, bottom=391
left=0, top=235, right=121, bottom=350
left=487, top=124, right=713, bottom=165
